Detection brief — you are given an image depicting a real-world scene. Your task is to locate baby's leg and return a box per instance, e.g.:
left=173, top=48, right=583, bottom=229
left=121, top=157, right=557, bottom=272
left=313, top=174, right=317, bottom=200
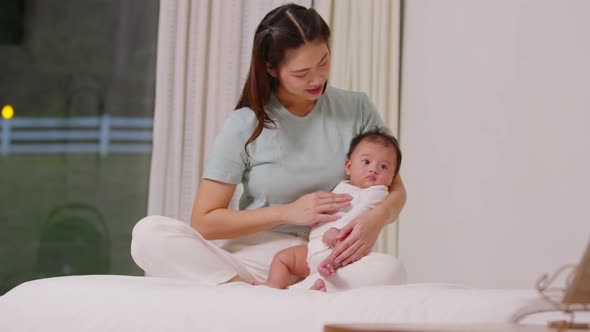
left=263, top=245, right=310, bottom=289
left=318, top=254, right=342, bottom=278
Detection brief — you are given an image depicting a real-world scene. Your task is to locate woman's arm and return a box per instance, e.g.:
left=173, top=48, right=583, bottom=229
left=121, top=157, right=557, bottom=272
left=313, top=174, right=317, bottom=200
left=191, top=179, right=282, bottom=240
left=191, top=179, right=353, bottom=240
left=330, top=175, right=407, bottom=265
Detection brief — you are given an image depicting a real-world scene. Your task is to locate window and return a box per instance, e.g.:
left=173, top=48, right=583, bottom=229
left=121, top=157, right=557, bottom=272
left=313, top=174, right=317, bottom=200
left=0, top=0, right=159, bottom=295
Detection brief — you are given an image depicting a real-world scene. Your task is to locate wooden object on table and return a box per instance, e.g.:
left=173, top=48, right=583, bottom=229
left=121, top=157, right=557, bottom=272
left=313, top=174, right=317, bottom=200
left=563, top=241, right=590, bottom=305
left=324, top=323, right=589, bottom=332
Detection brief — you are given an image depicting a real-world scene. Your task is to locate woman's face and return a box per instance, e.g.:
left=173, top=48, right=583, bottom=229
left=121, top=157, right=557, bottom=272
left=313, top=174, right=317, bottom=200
left=271, top=39, right=331, bottom=102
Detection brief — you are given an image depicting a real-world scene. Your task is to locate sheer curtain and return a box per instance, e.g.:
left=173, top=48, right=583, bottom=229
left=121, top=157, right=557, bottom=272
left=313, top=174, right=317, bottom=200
left=315, top=0, right=403, bottom=254
left=148, top=0, right=310, bottom=222
left=148, top=0, right=402, bottom=254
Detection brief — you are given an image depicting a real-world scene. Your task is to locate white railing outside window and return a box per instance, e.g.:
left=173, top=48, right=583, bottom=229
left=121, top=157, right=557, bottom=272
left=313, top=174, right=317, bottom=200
left=0, top=115, right=153, bottom=156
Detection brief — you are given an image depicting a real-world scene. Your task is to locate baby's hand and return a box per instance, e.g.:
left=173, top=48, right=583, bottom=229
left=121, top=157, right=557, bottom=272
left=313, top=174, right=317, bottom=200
left=322, top=227, right=340, bottom=248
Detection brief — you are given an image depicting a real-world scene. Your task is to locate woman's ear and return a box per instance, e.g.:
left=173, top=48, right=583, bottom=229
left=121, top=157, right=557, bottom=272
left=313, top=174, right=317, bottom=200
left=266, top=63, right=278, bottom=78
left=345, top=159, right=351, bottom=176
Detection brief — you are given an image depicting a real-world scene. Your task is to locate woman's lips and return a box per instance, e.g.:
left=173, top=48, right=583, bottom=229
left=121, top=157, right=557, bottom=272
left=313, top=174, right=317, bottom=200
left=306, top=85, right=323, bottom=95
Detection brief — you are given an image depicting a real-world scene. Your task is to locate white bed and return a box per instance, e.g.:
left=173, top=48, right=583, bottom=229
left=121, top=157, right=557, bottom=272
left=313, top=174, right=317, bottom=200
left=1, top=275, right=587, bottom=332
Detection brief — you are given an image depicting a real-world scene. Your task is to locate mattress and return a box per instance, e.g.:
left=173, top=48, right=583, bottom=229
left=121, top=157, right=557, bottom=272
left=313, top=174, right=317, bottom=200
left=0, top=275, right=587, bottom=332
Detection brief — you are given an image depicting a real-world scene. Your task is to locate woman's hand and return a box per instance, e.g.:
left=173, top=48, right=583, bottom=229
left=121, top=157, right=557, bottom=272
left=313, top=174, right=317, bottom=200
left=330, top=175, right=407, bottom=266
left=280, top=192, right=352, bottom=226
left=329, top=207, right=385, bottom=266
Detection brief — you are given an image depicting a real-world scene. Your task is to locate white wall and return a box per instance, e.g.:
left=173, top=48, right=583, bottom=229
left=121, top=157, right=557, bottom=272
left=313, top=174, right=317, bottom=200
left=399, top=0, right=590, bottom=288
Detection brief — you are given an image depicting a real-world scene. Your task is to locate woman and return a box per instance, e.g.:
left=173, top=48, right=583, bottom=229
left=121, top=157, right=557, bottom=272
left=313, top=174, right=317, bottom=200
left=131, top=3, right=407, bottom=291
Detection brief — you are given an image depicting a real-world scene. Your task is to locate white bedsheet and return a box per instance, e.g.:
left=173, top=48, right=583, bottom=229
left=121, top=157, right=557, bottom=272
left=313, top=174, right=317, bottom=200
left=0, top=275, right=586, bottom=332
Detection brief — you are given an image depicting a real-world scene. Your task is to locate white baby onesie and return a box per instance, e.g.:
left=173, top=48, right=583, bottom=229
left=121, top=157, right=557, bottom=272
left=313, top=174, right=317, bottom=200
left=306, top=180, right=389, bottom=269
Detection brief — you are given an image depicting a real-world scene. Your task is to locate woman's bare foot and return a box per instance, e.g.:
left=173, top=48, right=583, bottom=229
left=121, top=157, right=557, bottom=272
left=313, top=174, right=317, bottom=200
left=251, top=280, right=288, bottom=290
left=223, top=275, right=245, bottom=284
left=318, top=261, right=335, bottom=277
left=309, top=278, right=327, bottom=292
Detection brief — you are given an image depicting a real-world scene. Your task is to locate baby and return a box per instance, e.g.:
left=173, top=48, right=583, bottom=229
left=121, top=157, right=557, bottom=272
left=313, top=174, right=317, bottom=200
left=254, top=127, right=402, bottom=291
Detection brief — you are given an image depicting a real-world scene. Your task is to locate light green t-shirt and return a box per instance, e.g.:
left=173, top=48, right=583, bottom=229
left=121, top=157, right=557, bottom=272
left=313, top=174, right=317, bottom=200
left=203, top=86, right=384, bottom=234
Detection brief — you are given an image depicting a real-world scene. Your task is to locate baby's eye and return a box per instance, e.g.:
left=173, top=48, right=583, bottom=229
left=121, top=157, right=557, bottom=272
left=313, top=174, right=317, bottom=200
left=362, top=160, right=370, bottom=165
left=380, top=164, right=388, bottom=170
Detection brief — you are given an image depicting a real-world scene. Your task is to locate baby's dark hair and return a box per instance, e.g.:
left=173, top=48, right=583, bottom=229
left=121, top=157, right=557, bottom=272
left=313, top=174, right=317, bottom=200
left=347, top=127, right=402, bottom=176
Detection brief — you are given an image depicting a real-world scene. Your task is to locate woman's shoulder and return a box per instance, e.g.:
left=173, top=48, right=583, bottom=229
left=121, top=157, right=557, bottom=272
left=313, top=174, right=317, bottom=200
left=324, top=86, right=368, bottom=102
left=323, top=86, right=373, bottom=114
left=228, top=107, right=257, bottom=123
left=320, top=87, right=376, bottom=123
left=222, top=107, right=257, bottom=131
left=214, top=108, right=257, bottom=143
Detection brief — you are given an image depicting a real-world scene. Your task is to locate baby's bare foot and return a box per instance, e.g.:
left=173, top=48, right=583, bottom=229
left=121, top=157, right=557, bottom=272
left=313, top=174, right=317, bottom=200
left=318, top=261, right=335, bottom=277
left=309, top=278, right=327, bottom=292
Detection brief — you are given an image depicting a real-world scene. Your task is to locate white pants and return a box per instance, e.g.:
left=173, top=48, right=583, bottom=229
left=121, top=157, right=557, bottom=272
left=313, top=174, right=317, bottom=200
left=131, top=215, right=407, bottom=291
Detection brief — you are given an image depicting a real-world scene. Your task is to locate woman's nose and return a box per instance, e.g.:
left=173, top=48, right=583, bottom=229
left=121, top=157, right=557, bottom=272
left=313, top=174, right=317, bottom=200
left=310, top=71, right=326, bottom=85
left=310, top=76, right=324, bottom=86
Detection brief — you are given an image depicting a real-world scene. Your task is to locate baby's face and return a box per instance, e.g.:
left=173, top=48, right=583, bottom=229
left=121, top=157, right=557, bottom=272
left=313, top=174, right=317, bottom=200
left=345, top=140, right=398, bottom=189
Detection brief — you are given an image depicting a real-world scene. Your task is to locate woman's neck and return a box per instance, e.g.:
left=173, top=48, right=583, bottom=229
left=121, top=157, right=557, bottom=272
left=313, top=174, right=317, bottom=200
left=275, top=86, right=317, bottom=117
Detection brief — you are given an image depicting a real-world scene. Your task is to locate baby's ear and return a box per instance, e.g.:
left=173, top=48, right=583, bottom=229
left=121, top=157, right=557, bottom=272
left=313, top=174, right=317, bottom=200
left=345, top=159, right=351, bottom=176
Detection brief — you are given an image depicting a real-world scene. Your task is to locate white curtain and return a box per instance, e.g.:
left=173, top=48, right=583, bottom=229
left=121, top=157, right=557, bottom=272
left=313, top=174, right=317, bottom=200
left=315, top=0, right=402, bottom=254
left=148, top=0, right=401, bottom=254
left=148, top=0, right=310, bottom=222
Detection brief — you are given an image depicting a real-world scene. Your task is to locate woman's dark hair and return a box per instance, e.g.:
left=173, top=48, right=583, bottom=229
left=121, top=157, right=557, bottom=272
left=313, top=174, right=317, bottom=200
left=347, top=127, right=403, bottom=176
left=236, top=3, right=331, bottom=154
